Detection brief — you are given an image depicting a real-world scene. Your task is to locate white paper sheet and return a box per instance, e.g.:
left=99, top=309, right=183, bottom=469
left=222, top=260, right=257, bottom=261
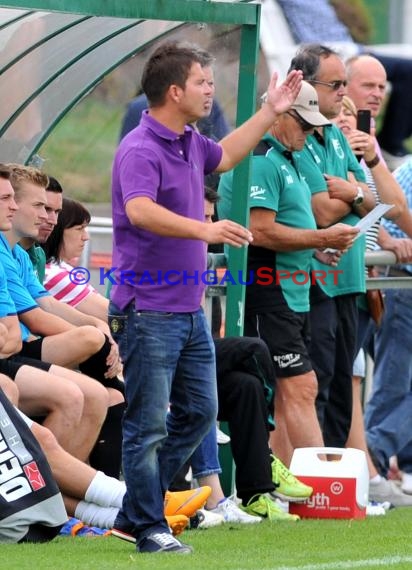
left=322, top=203, right=394, bottom=253
left=354, top=203, right=394, bottom=235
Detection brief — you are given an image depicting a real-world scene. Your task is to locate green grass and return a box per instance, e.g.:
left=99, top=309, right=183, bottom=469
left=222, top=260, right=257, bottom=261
left=3, top=509, right=412, bottom=570
left=39, top=98, right=124, bottom=203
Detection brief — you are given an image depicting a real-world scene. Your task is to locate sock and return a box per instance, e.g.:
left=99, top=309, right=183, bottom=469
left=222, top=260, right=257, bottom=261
left=89, top=402, right=125, bottom=478
left=208, top=497, right=227, bottom=510
left=74, top=501, right=118, bottom=529
left=84, top=470, right=126, bottom=509
left=370, top=474, right=383, bottom=485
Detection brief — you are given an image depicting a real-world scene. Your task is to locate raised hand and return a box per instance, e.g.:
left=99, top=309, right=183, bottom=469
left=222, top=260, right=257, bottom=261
left=345, top=128, right=372, bottom=158
left=263, top=70, right=303, bottom=116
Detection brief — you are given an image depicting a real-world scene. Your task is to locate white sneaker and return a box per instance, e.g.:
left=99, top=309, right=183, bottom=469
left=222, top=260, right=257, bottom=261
left=216, top=426, right=230, bottom=445
left=366, top=501, right=386, bottom=516
left=210, top=497, right=262, bottom=524
left=401, top=472, right=412, bottom=495
left=369, top=477, right=412, bottom=507
left=191, top=509, right=224, bottom=528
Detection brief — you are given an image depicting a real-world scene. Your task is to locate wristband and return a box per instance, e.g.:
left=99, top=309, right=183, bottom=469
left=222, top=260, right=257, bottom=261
left=365, top=155, right=380, bottom=168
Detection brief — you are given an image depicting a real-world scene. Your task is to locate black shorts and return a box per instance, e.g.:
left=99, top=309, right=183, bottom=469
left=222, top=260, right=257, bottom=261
left=244, top=309, right=313, bottom=378
left=0, top=353, right=51, bottom=380
left=20, top=338, right=44, bottom=360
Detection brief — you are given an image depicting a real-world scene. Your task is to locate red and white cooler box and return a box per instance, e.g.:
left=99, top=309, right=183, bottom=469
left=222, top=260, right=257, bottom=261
left=289, top=447, right=369, bottom=520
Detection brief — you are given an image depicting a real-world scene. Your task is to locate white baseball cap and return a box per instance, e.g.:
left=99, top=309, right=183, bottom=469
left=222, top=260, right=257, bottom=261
left=291, top=81, right=330, bottom=127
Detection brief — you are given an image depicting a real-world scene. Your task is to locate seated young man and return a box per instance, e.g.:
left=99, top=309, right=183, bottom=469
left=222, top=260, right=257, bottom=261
left=0, top=164, right=122, bottom=476
left=4, top=164, right=122, bottom=384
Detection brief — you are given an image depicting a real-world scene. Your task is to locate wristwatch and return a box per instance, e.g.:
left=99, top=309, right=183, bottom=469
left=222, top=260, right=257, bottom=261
left=352, top=185, right=364, bottom=205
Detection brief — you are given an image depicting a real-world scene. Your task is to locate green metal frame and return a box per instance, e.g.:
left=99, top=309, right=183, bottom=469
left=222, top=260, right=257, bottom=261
left=0, top=0, right=261, bottom=338
left=0, top=0, right=258, bottom=24
left=225, top=21, right=260, bottom=336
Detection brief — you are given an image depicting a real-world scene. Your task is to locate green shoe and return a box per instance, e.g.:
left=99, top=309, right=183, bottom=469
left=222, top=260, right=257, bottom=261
left=242, top=494, right=299, bottom=522
left=271, top=454, right=313, bottom=502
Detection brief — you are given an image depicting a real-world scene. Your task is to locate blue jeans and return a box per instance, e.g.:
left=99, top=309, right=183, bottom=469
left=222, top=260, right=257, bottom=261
left=108, top=302, right=217, bottom=541
left=364, top=289, right=412, bottom=475
left=190, top=425, right=221, bottom=480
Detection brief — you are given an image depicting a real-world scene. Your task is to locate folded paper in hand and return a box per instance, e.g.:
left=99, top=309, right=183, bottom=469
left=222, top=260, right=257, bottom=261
left=354, top=203, right=394, bottom=236
left=323, top=203, right=394, bottom=254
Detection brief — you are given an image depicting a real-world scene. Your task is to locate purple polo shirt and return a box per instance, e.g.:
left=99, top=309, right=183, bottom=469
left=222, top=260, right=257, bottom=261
left=111, top=111, right=223, bottom=312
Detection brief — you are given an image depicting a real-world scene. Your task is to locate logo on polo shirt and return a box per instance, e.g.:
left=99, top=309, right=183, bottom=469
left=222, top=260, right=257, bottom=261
left=332, top=138, right=345, bottom=159
left=280, top=164, right=294, bottom=185
left=307, top=143, right=322, bottom=165
left=273, top=353, right=303, bottom=369
left=250, top=186, right=266, bottom=199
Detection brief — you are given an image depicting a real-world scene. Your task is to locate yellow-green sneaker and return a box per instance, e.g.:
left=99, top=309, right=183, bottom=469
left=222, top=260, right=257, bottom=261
left=242, top=494, right=300, bottom=522
left=271, top=454, right=313, bottom=502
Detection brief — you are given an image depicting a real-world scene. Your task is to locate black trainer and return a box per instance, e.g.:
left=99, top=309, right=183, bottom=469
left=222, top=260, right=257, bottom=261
left=189, top=511, right=204, bottom=529
left=138, top=531, right=193, bottom=554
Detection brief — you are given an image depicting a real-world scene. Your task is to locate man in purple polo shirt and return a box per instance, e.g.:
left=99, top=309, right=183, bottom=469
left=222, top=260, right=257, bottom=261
left=108, top=40, right=302, bottom=554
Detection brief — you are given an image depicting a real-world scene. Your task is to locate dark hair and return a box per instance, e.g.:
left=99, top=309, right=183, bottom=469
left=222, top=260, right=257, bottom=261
left=0, top=163, right=11, bottom=180
left=288, top=44, right=338, bottom=80
left=204, top=186, right=220, bottom=204
left=141, top=41, right=214, bottom=106
left=46, top=175, right=63, bottom=193
left=43, top=197, right=91, bottom=263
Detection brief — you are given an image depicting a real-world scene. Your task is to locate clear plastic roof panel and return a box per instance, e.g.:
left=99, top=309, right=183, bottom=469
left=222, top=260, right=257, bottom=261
left=0, top=10, right=184, bottom=162
left=0, top=1, right=257, bottom=163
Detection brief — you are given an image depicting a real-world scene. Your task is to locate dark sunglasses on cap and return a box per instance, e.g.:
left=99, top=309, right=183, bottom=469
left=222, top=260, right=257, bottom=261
left=310, top=79, right=347, bottom=91
left=286, top=111, right=314, bottom=133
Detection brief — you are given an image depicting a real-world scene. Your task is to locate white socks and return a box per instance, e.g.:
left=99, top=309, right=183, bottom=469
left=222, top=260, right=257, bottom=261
left=74, top=471, right=127, bottom=529
left=370, top=474, right=383, bottom=485
left=74, top=501, right=118, bottom=529
left=84, top=470, right=126, bottom=509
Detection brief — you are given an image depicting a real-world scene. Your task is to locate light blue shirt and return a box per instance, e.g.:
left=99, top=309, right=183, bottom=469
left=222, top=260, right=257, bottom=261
left=0, top=234, right=50, bottom=340
left=383, top=159, right=412, bottom=274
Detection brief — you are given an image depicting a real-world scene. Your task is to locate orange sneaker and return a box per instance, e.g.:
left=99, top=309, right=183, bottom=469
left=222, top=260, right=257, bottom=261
left=164, top=486, right=212, bottom=518
left=166, top=514, right=189, bottom=536
left=111, top=514, right=188, bottom=543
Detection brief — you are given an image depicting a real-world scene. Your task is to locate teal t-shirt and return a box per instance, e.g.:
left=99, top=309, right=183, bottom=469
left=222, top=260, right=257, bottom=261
left=27, top=244, right=46, bottom=284
left=297, top=124, right=367, bottom=297
left=218, top=134, right=317, bottom=313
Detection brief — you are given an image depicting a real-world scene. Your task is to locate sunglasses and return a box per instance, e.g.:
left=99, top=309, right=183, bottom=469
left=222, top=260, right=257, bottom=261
left=286, top=111, right=315, bottom=133
left=310, top=79, right=347, bottom=91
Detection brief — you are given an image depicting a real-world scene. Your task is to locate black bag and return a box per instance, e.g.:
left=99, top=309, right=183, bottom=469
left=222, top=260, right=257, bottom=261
left=0, top=388, right=67, bottom=543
